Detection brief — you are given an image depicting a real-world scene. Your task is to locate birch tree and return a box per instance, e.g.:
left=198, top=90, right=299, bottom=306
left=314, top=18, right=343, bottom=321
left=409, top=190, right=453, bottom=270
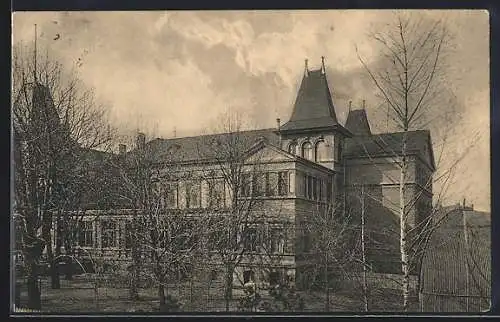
left=12, top=41, right=112, bottom=308
left=355, top=12, right=478, bottom=310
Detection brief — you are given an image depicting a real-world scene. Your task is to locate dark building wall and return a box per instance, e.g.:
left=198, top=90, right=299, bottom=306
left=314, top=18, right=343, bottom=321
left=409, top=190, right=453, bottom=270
left=344, top=154, right=433, bottom=274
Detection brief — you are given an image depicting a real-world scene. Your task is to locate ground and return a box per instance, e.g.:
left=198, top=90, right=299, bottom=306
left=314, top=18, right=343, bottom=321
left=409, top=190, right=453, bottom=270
left=15, top=274, right=418, bottom=313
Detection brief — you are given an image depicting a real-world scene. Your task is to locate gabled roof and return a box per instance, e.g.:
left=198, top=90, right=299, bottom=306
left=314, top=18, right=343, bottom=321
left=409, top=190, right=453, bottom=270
left=345, top=109, right=372, bottom=136
left=344, top=130, right=436, bottom=171
left=280, top=69, right=342, bottom=133
left=244, top=140, right=336, bottom=174
left=127, top=128, right=280, bottom=164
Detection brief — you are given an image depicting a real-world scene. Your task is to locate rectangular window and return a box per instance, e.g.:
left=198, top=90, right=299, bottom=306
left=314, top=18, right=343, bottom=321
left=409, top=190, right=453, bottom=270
left=312, top=177, right=318, bottom=200
left=327, top=178, right=333, bottom=203
left=243, top=270, right=255, bottom=283
left=269, top=271, right=281, bottom=286
left=270, top=172, right=279, bottom=196
left=241, top=173, right=252, bottom=197
left=209, top=179, right=225, bottom=209
left=101, top=220, right=117, bottom=248
left=244, top=227, right=258, bottom=252
left=165, top=182, right=178, bottom=209
left=207, top=230, right=221, bottom=250
left=78, top=221, right=93, bottom=247
left=307, top=176, right=313, bottom=199
left=186, top=181, right=201, bottom=209
left=303, top=174, right=308, bottom=198
left=125, top=221, right=133, bottom=249
left=270, top=227, right=285, bottom=254
left=278, top=171, right=289, bottom=196
left=252, top=173, right=266, bottom=197
left=303, top=229, right=311, bottom=252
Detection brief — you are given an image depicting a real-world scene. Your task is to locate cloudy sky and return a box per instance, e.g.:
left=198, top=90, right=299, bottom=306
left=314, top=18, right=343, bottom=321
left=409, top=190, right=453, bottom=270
left=12, top=10, right=490, bottom=211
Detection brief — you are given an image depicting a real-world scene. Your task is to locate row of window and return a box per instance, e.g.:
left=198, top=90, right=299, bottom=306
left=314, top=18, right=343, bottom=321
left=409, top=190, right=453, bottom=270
left=288, top=140, right=342, bottom=163
left=70, top=220, right=288, bottom=254
left=301, top=173, right=333, bottom=202
left=241, top=171, right=289, bottom=197
left=241, top=226, right=286, bottom=253
left=162, top=171, right=291, bottom=210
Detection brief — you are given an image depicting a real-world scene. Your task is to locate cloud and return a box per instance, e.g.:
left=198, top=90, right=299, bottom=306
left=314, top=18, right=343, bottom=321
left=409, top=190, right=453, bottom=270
left=12, top=10, right=490, bottom=211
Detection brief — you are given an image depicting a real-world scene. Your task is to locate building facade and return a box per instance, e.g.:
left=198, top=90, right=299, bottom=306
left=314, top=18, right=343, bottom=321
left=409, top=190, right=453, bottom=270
left=50, top=60, right=436, bottom=290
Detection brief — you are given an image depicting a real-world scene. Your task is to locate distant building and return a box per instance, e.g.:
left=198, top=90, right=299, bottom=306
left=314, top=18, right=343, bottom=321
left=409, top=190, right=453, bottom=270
left=420, top=205, right=491, bottom=312
left=41, top=59, right=435, bottom=290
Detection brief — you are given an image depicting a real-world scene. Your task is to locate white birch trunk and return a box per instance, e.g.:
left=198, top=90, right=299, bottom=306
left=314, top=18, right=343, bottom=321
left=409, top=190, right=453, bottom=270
left=400, top=135, right=411, bottom=311
left=361, top=185, right=369, bottom=312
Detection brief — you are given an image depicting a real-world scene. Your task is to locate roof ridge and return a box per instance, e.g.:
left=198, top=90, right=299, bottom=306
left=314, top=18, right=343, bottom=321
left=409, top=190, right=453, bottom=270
left=151, top=127, right=276, bottom=142
left=371, top=129, right=430, bottom=136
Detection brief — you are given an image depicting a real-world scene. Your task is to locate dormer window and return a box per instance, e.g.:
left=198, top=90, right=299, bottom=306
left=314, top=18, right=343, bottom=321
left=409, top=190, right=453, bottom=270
left=302, top=142, right=313, bottom=161
left=288, top=142, right=297, bottom=155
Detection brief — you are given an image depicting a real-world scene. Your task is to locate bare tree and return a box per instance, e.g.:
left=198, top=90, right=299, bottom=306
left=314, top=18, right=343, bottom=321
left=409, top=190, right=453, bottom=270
left=12, top=40, right=112, bottom=309
left=110, top=132, right=205, bottom=311
left=355, top=12, right=481, bottom=311
left=302, top=202, right=359, bottom=311
left=196, top=111, right=268, bottom=311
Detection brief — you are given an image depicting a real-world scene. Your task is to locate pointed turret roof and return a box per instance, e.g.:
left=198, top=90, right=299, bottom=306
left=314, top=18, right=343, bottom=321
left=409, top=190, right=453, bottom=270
left=281, top=68, right=338, bottom=131
left=345, top=109, right=372, bottom=136
left=280, top=63, right=350, bottom=136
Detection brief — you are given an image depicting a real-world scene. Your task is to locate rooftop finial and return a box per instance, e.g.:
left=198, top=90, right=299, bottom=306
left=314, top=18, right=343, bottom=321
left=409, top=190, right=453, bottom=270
left=348, top=100, right=352, bottom=111
left=304, top=58, right=309, bottom=77
left=321, top=56, right=325, bottom=74
left=362, top=99, right=366, bottom=110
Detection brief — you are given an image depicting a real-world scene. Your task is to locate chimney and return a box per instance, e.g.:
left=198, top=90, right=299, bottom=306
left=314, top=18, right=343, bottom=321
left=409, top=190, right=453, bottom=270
left=136, top=132, right=146, bottom=150
left=321, top=56, right=326, bottom=74
left=362, top=99, right=366, bottom=110
left=304, top=59, right=309, bottom=77
left=119, top=144, right=126, bottom=155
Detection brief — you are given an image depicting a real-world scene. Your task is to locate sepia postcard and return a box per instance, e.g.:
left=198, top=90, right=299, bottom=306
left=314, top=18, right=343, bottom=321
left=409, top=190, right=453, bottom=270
left=10, top=10, right=491, bottom=315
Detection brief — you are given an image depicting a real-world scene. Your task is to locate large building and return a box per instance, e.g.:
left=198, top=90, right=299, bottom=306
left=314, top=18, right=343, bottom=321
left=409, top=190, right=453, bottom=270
left=48, top=59, right=436, bottom=290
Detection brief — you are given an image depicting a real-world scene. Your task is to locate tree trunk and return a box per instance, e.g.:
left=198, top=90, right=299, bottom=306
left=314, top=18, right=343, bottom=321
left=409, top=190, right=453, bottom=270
left=361, top=185, right=369, bottom=312
left=64, top=241, right=73, bottom=281
left=26, top=262, right=41, bottom=310
left=65, top=259, right=74, bottom=280
left=50, top=261, right=60, bottom=289
left=94, top=282, right=99, bottom=311
left=43, top=211, right=60, bottom=289
left=190, top=276, right=194, bottom=308
left=224, top=263, right=233, bottom=312
left=129, top=224, right=140, bottom=300
left=158, top=283, right=166, bottom=312
left=400, top=136, right=410, bottom=311
left=129, top=264, right=139, bottom=301
left=325, top=259, right=329, bottom=311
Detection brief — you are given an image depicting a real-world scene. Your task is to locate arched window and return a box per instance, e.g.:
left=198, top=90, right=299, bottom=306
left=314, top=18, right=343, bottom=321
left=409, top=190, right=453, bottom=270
left=315, top=140, right=329, bottom=162
left=288, top=142, right=297, bottom=155
left=302, top=142, right=313, bottom=160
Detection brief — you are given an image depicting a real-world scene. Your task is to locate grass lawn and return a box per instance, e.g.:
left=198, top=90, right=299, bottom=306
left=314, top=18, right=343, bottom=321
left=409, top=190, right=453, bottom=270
left=15, top=275, right=417, bottom=313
